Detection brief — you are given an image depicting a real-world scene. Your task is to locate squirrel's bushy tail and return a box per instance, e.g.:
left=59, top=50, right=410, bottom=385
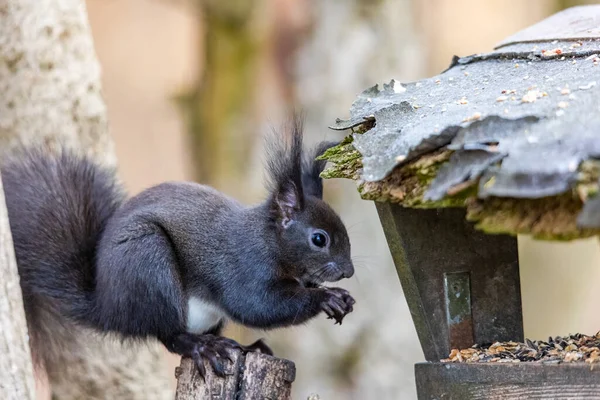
left=0, top=148, right=124, bottom=370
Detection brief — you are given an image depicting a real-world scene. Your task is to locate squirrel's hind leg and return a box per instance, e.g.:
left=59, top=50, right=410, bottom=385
left=164, top=332, right=238, bottom=379
left=163, top=322, right=273, bottom=380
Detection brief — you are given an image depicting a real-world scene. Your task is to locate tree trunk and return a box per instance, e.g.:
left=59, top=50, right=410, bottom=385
left=178, top=0, right=267, bottom=198
left=0, top=0, right=173, bottom=398
left=0, top=177, right=36, bottom=400
left=0, top=0, right=116, bottom=163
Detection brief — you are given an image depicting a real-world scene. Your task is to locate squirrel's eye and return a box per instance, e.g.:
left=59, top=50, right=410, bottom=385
left=311, top=231, right=329, bottom=248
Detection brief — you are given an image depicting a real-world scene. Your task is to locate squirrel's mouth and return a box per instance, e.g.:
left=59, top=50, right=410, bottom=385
left=297, top=276, right=323, bottom=288
left=303, top=280, right=322, bottom=289
left=298, top=267, right=345, bottom=288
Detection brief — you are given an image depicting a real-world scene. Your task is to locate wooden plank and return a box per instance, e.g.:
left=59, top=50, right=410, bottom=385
left=416, top=362, right=600, bottom=399
left=376, top=203, right=523, bottom=361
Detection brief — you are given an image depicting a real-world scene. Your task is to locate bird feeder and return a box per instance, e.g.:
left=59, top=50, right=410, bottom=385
left=321, top=6, right=600, bottom=399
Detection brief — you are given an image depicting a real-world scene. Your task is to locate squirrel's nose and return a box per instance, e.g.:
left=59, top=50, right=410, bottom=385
left=327, top=262, right=354, bottom=280
left=342, top=264, right=354, bottom=279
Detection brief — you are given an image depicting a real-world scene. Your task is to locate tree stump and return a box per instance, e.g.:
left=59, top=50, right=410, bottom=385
left=175, top=352, right=295, bottom=400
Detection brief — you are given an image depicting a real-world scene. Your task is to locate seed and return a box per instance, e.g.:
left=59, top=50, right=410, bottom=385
left=440, top=333, right=600, bottom=364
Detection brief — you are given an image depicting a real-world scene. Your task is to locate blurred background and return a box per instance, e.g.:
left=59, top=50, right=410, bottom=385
left=85, top=0, right=600, bottom=398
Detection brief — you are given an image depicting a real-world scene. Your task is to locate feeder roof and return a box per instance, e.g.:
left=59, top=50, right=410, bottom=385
left=323, top=6, right=600, bottom=240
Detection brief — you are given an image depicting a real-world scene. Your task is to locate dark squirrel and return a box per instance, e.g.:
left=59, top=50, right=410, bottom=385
left=1, top=118, right=355, bottom=379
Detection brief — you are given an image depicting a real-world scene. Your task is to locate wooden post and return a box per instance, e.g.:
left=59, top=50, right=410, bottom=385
left=376, top=203, right=524, bottom=398
left=415, top=363, right=600, bottom=399
left=0, top=175, right=36, bottom=400
left=375, top=203, right=523, bottom=361
left=175, top=351, right=295, bottom=399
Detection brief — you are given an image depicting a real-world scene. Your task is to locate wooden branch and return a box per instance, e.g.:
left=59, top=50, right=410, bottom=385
left=0, top=175, right=36, bottom=400
left=175, top=351, right=295, bottom=399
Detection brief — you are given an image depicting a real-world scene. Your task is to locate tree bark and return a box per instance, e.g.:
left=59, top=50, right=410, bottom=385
left=175, top=352, right=295, bottom=400
left=0, top=0, right=116, bottom=164
left=0, top=176, right=36, bottom=400
left=0, top=0, right=173, bottom=399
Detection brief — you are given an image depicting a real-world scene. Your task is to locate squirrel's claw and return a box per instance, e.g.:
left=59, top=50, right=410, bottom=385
left=213, top=344, right=236, bottom=364
left=192, top=341, right=230, bottom=380
left=321, top=287, right=355, bottom=325
left=241, top=338, right=274, bottom=356
left=190, top=336, right=276, bottom=379
left=169, top=333, right=241, bottom=380
left=192, top=351, right=208, bottom=381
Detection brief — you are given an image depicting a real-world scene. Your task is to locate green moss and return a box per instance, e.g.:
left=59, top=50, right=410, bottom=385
left=321, top=125, right=600, bottom=240
left=354, top=150, right=458, bottom=207
left=319, top=134, right=363, bottom=180
left=465, top=195, right=599, bottom=240
left=464, top=161, right=600, bottom=240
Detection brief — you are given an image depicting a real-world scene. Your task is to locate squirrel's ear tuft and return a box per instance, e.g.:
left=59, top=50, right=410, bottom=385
left=301, top=141, right=338, bottom=199
left=273, top=181, right=302, bottom=228
left=265, top=113, right=305, bottom=228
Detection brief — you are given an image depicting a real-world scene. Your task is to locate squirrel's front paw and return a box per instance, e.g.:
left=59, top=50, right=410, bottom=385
left=320, top=287, right=355, bottom=325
